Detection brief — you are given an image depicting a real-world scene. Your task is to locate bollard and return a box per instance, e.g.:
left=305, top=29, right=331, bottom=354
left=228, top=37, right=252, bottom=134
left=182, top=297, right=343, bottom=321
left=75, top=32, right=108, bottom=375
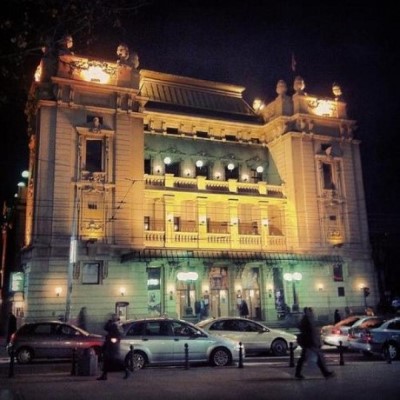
left=8, top=345, right=15, bottom=378
left=289, top=342, right=294, bottom=367
left=338, top=341, right=344, bottom=366
left=238, top=342, right=244, bottom=368
left=71, top=347, right=77, bottom=376
left=184, top=343, right=189, bottom=370
left=129, top=344, right=135, bottom=373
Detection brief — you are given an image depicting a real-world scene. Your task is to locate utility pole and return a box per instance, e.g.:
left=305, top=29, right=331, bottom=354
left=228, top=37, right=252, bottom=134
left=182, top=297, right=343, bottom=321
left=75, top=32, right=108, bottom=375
left=65, top=188, right=79, bottom=322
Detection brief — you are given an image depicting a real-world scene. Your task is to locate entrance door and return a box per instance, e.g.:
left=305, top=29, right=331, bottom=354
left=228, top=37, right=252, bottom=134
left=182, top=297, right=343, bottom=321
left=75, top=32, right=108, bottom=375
left=210, top=289, right=229, bottom=318
left=242, top=289, right=261, bottom=320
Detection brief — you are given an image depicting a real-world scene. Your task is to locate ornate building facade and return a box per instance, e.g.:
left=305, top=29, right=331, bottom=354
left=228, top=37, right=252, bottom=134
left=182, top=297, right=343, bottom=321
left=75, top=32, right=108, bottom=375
left=15, top=44, right=376, bottom=330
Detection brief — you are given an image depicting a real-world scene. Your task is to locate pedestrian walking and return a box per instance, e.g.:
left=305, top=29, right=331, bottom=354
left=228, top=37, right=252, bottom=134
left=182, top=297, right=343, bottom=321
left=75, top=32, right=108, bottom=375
left=334, top=309, right=341, bottom=324
left=77, top=307, right=88, bottom=331
left=295, top=307, right=335, bottom=379
left=6, top=312, right=17, bottom=345
left=97, top=313, right=128, bottom=380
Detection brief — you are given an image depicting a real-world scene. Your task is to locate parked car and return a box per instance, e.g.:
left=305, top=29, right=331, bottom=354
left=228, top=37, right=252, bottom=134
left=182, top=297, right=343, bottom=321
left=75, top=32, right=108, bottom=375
left=196, top=317, right=297, bottom=356
left=114, top=317, right=242, bottom=369
left=348, top=317, right=400, bottom=360
left=347, top=316, right=386, bottom=355
left=320, top=315, right=377, bottom=348
left=7, top=321, right=104, bottom=364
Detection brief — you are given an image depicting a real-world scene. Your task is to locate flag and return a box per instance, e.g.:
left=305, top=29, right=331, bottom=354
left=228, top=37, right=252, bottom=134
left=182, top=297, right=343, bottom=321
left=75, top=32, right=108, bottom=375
left=291, top=52, right=297, bottom=72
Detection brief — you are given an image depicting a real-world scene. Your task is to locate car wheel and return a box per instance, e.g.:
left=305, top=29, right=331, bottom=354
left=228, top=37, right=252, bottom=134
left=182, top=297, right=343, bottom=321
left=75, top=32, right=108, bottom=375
left=16, top=347, right=34, bottom=364
left=271, top=339, right=288, bottom=356
left=210, top=347, right=232, bottom=367
left=383, top=342, right=399, bottom=361
left=125, top=351, right=147, bottom=370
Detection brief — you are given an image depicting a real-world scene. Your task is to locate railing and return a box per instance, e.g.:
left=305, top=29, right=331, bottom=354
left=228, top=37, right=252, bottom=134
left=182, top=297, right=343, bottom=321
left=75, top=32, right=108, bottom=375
left=144, top=174, right=285, bottom=197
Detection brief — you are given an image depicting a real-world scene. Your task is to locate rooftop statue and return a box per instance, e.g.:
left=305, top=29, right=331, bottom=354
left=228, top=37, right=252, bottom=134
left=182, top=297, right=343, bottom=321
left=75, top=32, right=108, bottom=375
left=332, top=83, right=343, bottom=100
left=293, top=75, right=306, bottom=95
left=58, top=34, right=74, bottom=56
left=276, top=80, right=288, bottom=97
left=117, top=43, right=139, bottom=69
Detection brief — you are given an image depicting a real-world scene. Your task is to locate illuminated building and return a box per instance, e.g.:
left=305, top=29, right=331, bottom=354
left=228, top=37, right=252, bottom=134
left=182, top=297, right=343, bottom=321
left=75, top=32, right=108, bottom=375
left=17, top=48, right=376, bottom=329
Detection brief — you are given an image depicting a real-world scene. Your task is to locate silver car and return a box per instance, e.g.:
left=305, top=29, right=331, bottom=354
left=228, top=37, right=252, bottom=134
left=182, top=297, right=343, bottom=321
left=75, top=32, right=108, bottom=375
left=348, top=317, right=400, bottom=360
left=8, top=321, right=104, bottom=364
left=115, top=317, right=242, bottom=369
left=320, top=315, right=372, bottom=348
left=196, top=317, right=297, bottom=356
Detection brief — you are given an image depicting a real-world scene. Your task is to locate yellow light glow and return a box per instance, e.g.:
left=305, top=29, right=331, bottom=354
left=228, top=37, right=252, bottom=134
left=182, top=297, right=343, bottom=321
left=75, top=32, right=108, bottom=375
left=34, top=63, right=42, bottom=82
left=81, top=66, right=110, bottom=84
left=308, top=99, right=336, bottom=117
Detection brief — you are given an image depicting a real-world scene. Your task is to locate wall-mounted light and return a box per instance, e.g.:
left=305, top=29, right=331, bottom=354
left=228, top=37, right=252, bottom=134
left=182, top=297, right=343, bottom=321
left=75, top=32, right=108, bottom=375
left=55, top=287, right=62, bottom=297
left=167, top=214, right=173, bottom=223
left=184, top=169, right=191, bottom=177
left=17, top=181, right=26, bottom=188
left=215, top=173, right=221, bottom=180
left=196, top=160, right=204, bottom=168
left=21, top=170, right=30, bottom=179
left=230, top=217, right=238, bottom=226
left=241, top=174, right=249, bottom=182
left=256, top=166, right=264, bottom=173
left=169, top=291, right=174, bottom=300
left=227, top=163, right=235, bottom=171
left=120, top=287, right=126, bottom=296
left=199, top=216, right=207, bottom=225
left=252, top=98, right=264, bottom=113
left=317, top=284, right=324, bottom=291
left=262, top=218, right=269, bottom=227
left=163, top=156, right=171, bottom=165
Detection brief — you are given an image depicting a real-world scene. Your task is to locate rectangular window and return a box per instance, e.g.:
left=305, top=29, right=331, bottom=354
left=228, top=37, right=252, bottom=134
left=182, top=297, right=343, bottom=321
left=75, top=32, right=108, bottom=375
left=86, top=139, right=103, bottom=172
left=196, top=131, right=208, bottom=138
left=322, top=163, right=335, bottom=190
left=88, top=203, right=97, bottom=210
left=144, top=216, right=150, bottom=231
left=144, top=159, right=151, bottom=174
left=82, top=262, right=101, bottom=284
left=338, top=287, right=345, bottom=297
left=147, top=268, right=161, bottom=316
left=333, top=263, right=343, bottom=282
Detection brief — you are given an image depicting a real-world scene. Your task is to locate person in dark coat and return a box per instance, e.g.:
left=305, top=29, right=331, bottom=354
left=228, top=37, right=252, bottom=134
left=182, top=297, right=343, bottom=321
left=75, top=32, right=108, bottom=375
left=239, top=299, right=249, bottom=318
left=97, top=314, right=124, bottom=380
left=6, top=312, right=17, bottom=344
left=334, top=309, right=341, bottom=324
left=295, top=307, right=335, bottom=379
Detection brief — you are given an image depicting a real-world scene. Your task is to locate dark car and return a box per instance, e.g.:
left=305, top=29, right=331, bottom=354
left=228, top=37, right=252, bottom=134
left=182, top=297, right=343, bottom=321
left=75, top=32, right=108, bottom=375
left=8, top=321, right=104, bottom=364
left=114, top=317, right=242, bottom=369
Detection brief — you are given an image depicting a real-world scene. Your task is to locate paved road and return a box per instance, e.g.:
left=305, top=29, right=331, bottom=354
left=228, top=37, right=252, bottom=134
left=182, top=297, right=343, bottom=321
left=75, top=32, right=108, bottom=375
left=1, top=355, right=399, bottom=400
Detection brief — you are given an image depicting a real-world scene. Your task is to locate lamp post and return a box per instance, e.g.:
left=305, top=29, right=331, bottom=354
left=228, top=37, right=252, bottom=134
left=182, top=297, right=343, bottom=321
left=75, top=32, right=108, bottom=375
left=283, top=272, right=302, bottom=312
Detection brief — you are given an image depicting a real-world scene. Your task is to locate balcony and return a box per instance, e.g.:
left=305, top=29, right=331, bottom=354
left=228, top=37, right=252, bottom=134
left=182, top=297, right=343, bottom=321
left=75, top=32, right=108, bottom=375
left=144, top=174, right=285, bottom=197
left=143, top=218, right=286, bottom=251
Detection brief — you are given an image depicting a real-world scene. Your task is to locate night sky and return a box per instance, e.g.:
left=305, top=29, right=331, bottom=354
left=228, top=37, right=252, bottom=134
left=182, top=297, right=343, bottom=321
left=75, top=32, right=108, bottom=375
left=1, top=0, right=399, bottom=235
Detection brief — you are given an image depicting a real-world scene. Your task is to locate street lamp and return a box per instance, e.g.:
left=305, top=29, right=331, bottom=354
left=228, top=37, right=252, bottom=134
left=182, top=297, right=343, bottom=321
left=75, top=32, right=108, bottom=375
left=283, top=272, right=302, bottom=312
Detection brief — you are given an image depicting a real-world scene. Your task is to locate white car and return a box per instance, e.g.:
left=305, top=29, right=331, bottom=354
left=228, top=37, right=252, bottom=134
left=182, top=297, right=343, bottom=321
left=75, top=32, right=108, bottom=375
left=196, top=317, right=297, bottom=356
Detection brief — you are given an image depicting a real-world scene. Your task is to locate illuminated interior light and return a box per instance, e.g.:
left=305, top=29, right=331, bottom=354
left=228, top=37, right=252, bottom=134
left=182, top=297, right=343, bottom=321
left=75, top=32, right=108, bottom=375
left=177, top=272, right=199, bottom=281
left=81, top=66, right=110, bottom=84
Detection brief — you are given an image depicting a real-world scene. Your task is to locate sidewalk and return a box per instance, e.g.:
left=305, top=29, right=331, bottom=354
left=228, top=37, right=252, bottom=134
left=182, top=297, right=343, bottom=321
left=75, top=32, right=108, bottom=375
left=1, top=356, right=400, bottom=400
